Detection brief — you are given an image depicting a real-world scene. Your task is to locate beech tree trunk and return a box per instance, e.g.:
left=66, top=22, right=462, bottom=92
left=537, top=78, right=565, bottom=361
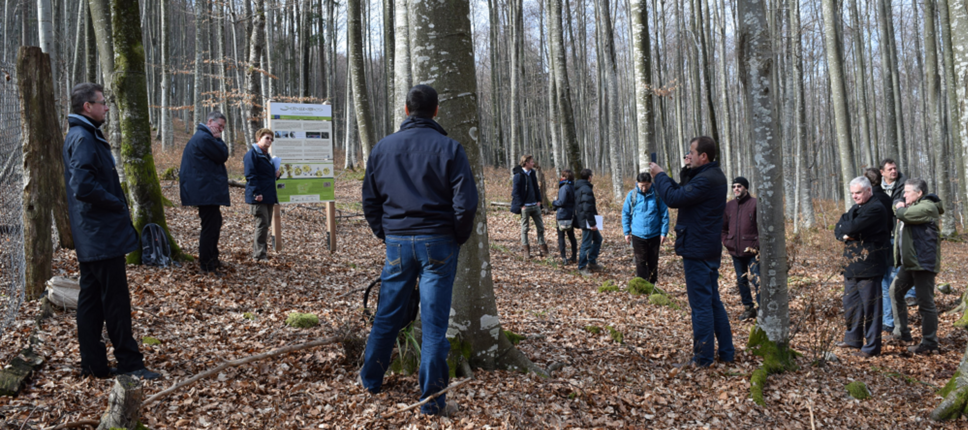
left=924, top=0, right=956, bottom=237
left=96, top=375, right=142, bottom=430
left=790, top=0, right=814, bottom=229
left=875, top=0, right=901, bottom=165
left=549, top=0, right=582, bottom=173
left=392, top=0, right=409, bottom=124
left=410, top=0, right=547, bottom=376
left=245, top=0, right=266, bottom=143
left=347, top=0, right=375, bottom=163
left=158, top=0, right=172, bottom=151
left=630, top=0, right=653, bottom=171
left=820, top=0, right=856, bottom=211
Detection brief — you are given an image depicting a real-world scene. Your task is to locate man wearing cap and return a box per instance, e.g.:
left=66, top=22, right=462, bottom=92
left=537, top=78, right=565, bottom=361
left=722, top=177, right=760, bottom=320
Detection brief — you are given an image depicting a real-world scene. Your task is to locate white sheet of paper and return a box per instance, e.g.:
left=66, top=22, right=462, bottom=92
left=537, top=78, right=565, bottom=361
left=587, top=215, right=604, bottom=230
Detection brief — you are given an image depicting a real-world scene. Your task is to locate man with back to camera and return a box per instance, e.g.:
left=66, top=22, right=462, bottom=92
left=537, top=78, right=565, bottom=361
left=360, top=84, right=478, bottom=416
left=62, top=83, right=160, bottom=380
left=722, top=176, right=760, bottom=321
left=510, top=154, right=548, bottom=259
left=879, top=159, right=916, bottom=327
left=179, top=111, right=230, bottom=275
left=834, top=176, right=890, bottom=358
left=649, top=136, right=734, bottom=367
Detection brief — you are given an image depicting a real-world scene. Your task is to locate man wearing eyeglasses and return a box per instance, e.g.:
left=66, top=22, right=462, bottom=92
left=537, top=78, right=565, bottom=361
left=62, top=83, right=160, bottom=380
left=179, top=111, right=230, bottom=275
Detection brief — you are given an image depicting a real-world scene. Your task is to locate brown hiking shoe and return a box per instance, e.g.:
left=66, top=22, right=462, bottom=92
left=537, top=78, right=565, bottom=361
left=908, top=344, right=939, bottom=355
left=539, top=244, right=549, bottom=256
left=522, top=245, right=530, bottom=259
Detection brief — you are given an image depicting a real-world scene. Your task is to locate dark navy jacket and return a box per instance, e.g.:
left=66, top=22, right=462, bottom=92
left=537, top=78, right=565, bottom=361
left=654, top=161, right=728, bottom=261
left=362, top=116, right=478, bottom=244
left=62, top=114, right=140, bottom=263
left=510, top=165, right=541, bottom=214
left=243, top=144, right=279, bottom=205
left=574, top=179, right=598, bottom=229
left=179, top=124, right=230, bottom=206
left=553, top=180, right=576, bottom=221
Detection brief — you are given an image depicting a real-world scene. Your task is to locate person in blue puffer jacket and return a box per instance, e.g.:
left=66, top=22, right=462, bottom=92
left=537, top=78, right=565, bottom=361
left=552, top=169, right=578, bottom=265
left=622, top=172, right=669, bottom=284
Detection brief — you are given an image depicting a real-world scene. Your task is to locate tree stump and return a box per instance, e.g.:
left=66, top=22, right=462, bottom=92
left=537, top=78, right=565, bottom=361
left=0, top=347, right=44, bottom=396
left=97, top=375, right=142, bottom=430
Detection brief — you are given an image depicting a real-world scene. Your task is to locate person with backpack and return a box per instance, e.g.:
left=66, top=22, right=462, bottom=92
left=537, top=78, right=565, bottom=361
left=510, top=155, right=548, bottom=259
left=244, top=128, right=281, bottom=261
left=552, top=169, right=578, bottom=265
left=62, top=83, right=160, bottom=380
left=622, top=172, right=669, bottom=284
left=179, top=111, right=230, bottom=275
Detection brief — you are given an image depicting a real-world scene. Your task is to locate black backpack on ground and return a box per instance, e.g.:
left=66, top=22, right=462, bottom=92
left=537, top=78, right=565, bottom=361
left=141, top=223, right=172, bottom=267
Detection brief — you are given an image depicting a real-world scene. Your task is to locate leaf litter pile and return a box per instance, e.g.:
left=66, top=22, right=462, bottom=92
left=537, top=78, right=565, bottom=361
left=3, top=141, right=968, bottom=428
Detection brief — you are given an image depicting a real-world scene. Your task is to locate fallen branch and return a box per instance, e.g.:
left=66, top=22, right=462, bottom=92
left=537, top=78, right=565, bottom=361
left=489, top=201, right=511, bottom=207
left=143, top=336, right=338, bottom=405
left=228, top=179, right=246, bottom=188
left=43, top=419, right=99, bottom=430
left=381, top=378, right=472, bottom=418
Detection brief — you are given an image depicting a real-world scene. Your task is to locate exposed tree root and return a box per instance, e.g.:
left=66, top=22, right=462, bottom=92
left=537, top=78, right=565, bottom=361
left=747, top=326, right=797, bottom=406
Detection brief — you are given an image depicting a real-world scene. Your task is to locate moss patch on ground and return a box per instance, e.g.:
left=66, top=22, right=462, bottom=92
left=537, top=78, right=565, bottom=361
left=607, top=326, right=624, bottom=343
left=845, top=381, right=871, bottom=400
left=285, top=312, right=319, bottom=328
left=627, top=277, right=655, bottom=295
left=504, top=330, right=525, bottom=345
left=584, top=325, right=601, bottom=334
left=141, top=336, right=161, bottom=346
left=648, top=293, right=680, bottom=309
left=598, top=280, right=620, bottom=293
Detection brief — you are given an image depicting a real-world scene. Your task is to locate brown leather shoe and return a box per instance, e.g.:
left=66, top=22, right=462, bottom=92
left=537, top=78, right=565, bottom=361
left=539, top=244, right=549, bottom=256
left=522, top=245, right=530, bottom=259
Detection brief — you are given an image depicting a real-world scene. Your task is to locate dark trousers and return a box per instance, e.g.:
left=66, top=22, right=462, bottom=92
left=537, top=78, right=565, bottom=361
left=843, top=277, right=883, bottom=355
left=251, top=204, right=272, bottom=259
left=631, top=235, right=660, bottom=284
left=557, top=225, right=577, bottom=262
left=77, top=256, right=144, bottom=376
left=731, top=255, right=760, bottom=309
left=197, top=205, right=223, bottom=270
left=892, top=268, right=938, bottom=348
left=683, top=258, right=734, bottom=366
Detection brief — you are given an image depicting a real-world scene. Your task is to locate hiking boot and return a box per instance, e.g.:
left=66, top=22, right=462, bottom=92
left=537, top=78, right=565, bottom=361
left=884, top=333, right=914, bottom=344
left=905, top=296, right=918, bottom=307
left=588, top=262, right=604, bottom=272
left=739, top=307, right=757, bottom=321
left=522, top=245, right=531, bottom=260
left=908, top=344, right=940, bottom=355
left=851, top=351, right=873, bottom=359
left=124, top=368, right=162, bottom=380
left=882, top=325, right=895, bottom=334
left=539, top=244, right=549, bottom=256
left=579, top=268, right=594, bottom=277
left=81, top=367, right=118, bottom=379
left=835, top=341, right=861, bottom=349
left=437, top=400, right=459, bottom=417
left=568, top=257, right=577, bottom=265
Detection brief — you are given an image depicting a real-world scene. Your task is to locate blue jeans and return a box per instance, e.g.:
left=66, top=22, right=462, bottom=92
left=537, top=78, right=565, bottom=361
left=578, top=228, right=603, bottom=269
left=881, top=266, right=899, bottom=328
left=360, top=235, right=460, bottom=415
left=683, top=258, right=734, bottom=366
left=731, top=255, right=760, bottom=309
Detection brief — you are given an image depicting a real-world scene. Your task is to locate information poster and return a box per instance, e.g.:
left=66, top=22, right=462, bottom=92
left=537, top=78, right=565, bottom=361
left=266, top=102, right=335, bottom=203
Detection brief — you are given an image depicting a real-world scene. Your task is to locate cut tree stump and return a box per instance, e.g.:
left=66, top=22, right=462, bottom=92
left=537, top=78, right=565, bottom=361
left=0, top=346, right=44, bottom=396
left=97, top=375, right=142, bottom=430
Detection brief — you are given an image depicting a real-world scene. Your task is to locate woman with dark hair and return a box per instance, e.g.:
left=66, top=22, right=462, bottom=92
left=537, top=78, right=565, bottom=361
left=622, top=172, right=669, bottom=284
left=552, top=169, right=578, bottom=265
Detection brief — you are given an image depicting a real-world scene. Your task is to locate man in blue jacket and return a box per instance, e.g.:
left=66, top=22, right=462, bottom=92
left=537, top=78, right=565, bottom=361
left=179, top=112, right=229, bottom=274
left=62, top=83, right=159, bottom=380
left=650, top=136, right=734, bottom=367
left=360, top=85, right=478, bottom=417
left=622, top=172, right=669, bottom=284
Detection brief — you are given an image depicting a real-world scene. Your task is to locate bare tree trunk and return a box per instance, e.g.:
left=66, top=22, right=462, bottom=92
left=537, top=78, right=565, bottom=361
left=193, top=1, right=203, bottom=125
left=875, top=0, right=901, bottom=164
left=509, top=0, right=524, bottom=162
left=790, top=0, right=814, bottom=229
left=847, top=0, right=874, bottom=167
left=410, top=0, right=546, bottom=376
left=159, top=0, right=171, bottom=151
left=486, top=0, right=505, bottom=166
left=216, top=0, right=230, bottom=150
left=630, top=0, right=653, bottom=172
left=347, top=0, right=375, bottom=163
left=820, top=0, right=856, bottom=211
left=549, top=0, right=582, bottom=173
left=392, top=0, right=410, bottom=124
left=599, top=0, right=623, bottom=200
left=940, top=0, right=968, bottom=223
left=716, top=0, right=733, bottom=180
left=245, top=0, right=266, bottom=143
left=88, top=0, right=124, bottom=181
left=924, top=0, right=956, bottom=237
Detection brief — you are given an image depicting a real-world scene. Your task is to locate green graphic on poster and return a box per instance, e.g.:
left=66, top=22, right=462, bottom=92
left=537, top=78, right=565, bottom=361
left=275, top=177, right=335, bottom=203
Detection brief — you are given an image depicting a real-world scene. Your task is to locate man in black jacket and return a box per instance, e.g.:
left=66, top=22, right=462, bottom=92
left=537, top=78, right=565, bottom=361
left=62, top=83, right=159, bottom=380
left=510, top=155, right=548, bottom=258
left=360, top=85, right=477, bottom=416
left=575, top=169, right=603, bottom=276
left=835, top=176, right=890, bottom=358
left=179, top=111, right=229, bottom=274
left=878, top=159, right=915, bottom=330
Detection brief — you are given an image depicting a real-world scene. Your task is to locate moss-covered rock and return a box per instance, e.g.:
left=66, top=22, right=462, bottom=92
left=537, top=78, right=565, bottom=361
left=598, top=280, right=620, bottom=293
left=845, top=380, right=871, bottom=400
left=504, top=330, right=525, bottom=345
left=141, top=336, right=161, bottom=346
left=648, top=293, right=680, bottom=309
left=627, top=277, right=654, bottom=295
left=607, top=326, right=623, bottom=343
left=285, top=312, right=319, bottom=328
left=584, top=325, right=601, bottom=334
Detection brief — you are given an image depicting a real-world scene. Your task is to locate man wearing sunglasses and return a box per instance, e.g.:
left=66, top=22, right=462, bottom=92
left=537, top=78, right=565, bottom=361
left=179, top=111, right=230, bottom=275
left=722, top=177, right=760, bottom=321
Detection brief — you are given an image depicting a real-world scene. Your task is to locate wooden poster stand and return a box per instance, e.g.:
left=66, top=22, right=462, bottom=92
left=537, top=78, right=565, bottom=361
left=269, top=201, right=337, bottom=253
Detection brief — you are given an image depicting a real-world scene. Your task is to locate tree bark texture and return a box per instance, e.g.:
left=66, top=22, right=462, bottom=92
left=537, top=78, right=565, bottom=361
left=924, top=0, right=957, bottom=237
left=630, top=0, right=653, bottom=173
left=549, top=0, right=582, bottom=173
left=392, top=0, right=410, bottom=125
left=245, top=0, right=266, bottom=143
left=949, top=0, right=968, bottom=227
left=96, top=375, right=142, bottom=430
left=347, top=0, right=376, bottom=164
left=410, top=0, right=546, bottom=376
left=820, top=0, right=856, bottom=211
left=790, top=0, right=814, bottom=229
left=158, top=0, right=172, bottom=151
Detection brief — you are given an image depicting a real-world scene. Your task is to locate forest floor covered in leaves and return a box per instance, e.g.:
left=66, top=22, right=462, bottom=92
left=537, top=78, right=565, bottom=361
left=4, top=128, right=968, bottom=429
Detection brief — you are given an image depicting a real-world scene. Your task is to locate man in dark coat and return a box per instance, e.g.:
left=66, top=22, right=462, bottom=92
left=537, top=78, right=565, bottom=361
left=360, top=85, right=477, bottom=417
left=834, top=176, right=890, bottom=358
left=62, top=83, right=159, bottom=380
left=179, top=112, right=229, bottom=274
left=510, top=155, right=547, bottom=258
left=575, top=168, right=603, bottom=276
left=878, top=159, right=915, bottom=331
left=722, top=176, right=760, bottom=321
left=650, top=136, right=733, bottom=367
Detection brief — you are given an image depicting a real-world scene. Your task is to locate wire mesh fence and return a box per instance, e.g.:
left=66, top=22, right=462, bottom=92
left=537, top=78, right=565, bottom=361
left=0, top=62, right=24, bottom=340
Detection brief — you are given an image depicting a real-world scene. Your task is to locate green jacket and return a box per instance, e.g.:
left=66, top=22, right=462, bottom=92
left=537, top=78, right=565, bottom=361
left=893, top=194, right=943, bottom=273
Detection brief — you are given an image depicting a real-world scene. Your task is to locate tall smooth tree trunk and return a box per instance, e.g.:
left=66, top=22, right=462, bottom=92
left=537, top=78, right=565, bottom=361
left=193, top=2, right=203, bottom=125
left=105, top=0, right=185, bottom=262
left=159, top=0, right=171, bottom=151
left=696, top=0, right=719, bottom=147
left=392, top=0, right=410, bottom=124
left=347, top=0, right=375, bottom=163
left=630, top=0, right=653, bottom=171
left=244, top=0, right=266, bottom=143
left=37, top=0, right=53, bottom=54
left=410, top=0, right=546, bottom=376
left=847, top=0, right=874, bottom=167
left=216, top=0, right=230, bottom=150
left=486, top=0, right=505, bottom=166
left=925, top=0, right=956, bottom=237
left=875, top=0, right=901, bottom=165
left=790, top=0, right=814, bottom=229
left=736, top=0, right=794, bottom=404
left=716, top=0, right=733, bottom=180
left=549, top=0, right=582, bottom=173
left=599, top=0, right=623, bottom=200
left=88, top=0, right=123, bottom=180
left=509, top=0, right=524, bottom=162
left=820, top=0, right=856, bottom=211
left=940, top=0, right=968, bottom=223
